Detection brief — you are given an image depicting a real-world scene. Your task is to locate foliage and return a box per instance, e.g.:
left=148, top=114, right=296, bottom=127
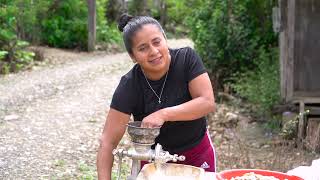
left=128, top=0, right=149, bottom=16
left=187, top=0, right=280, bottom=119
left=145, top=0, right=202, bottom=37
left=0, top=0, right=51, bottom=43
left=165, top=0, right=203, bottom=36
left=111, top=161, right=130, bottom=180
left=41, top=0, right=88, bottom=49
left=187, top=0, right=278, bottom=88
left=0, top=33, right=35, bottom=74
left=96, top=0, right=121, bottom=44
left=105, top=0, right=124, bottom=22
left=15, top=0, right=50, bottom=43
left=40, top=0, right=121, bottom=49
left=78, top=161, right=97, bottom=180
left=0, top=3, right=35, bottom=74
left=232, top=47, right=280, bottom=112
left=280, top=110, right=309, bottom=140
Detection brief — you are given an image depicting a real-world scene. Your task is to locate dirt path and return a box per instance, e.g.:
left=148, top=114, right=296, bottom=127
left=0, top=39, right=193, bottom=179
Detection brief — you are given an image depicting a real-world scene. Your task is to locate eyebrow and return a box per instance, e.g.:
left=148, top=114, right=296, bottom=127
left=136, top=37, right=161, bottom=49
left=152, top=37, right=161, bottom=42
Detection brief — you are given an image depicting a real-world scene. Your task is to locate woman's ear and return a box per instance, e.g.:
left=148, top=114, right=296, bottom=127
left=129, top=53, right=137, bottom=63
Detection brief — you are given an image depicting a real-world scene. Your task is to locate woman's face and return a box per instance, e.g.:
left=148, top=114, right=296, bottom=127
left=130, top=24, right=170, bottom=75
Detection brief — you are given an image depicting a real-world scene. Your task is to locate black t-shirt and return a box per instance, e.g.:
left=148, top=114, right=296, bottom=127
left=110, top=47, right=207, bottom=153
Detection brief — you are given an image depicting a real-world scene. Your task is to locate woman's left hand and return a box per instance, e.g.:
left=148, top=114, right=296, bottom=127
left=141, top=110, right=166, bottom=128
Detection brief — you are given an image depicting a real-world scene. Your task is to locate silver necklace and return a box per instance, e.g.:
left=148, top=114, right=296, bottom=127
left=142, top=70, right=168, bottom=104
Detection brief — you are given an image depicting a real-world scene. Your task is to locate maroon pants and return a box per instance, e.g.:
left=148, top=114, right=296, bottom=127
left=141, top=130, right=216, bottom=172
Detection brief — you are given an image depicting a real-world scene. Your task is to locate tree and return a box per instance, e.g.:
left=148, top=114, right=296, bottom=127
left=88, top=0, right=96, bottom=51
left=106, top=0, right=126, bottom=22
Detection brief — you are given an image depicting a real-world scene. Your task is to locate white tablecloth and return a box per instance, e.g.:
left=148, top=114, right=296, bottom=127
left=287, top=158, right=320, bottom=180
left=204, top=172, right=217, bottom=179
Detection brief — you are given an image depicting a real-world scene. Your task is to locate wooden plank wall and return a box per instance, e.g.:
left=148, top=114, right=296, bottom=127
left=280, top=0, right=320, bottom=101
left=280, top=0, right=320, bottom=151
left=293, top=0, right=320, bottom=97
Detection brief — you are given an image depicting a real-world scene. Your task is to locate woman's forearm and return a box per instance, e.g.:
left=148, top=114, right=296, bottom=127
left=97, top=142, right=115, bottom=180
left=161, top=96, right=215, bottom=122
left=97, top=108, right=130, bottom=180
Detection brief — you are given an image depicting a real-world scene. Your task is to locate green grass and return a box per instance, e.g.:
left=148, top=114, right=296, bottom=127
left=49, top=159, right=132, bottom=180
left=111, top=161, right=130, bottom=180
left=78, top=161, right=97, bottom=180
left=54, top=159, right=66, bottom=167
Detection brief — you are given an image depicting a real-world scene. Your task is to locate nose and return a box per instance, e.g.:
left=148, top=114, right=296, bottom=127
left=149, top=45, right=159, bottom=56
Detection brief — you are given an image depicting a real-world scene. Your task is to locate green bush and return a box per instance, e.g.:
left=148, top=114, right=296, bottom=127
left=97, top=23, right=122, bottom=44
left=232, top=47, right=280, bottom=112
left=165, top=0, right=191, bottom=36
left=186, top=0, right=278, bottom=89
left=186, top=0, right=281, bottom=118
left=41, top=0, right=121, bottom=49
left=0, top=29, right=35, bottom=74
left=0, top=3, right=35, bottom=74
left=96, top=0, right=121, bottom=44
left=0, top=0, right=50, bottom=43
left=41, top=0, right=88, bottom=49
left=146, top=0, right=202, bottom=37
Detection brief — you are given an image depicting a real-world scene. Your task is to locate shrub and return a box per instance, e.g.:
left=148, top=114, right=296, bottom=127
left=232, top=47, right=280, bottom=112
left=96, top=0, right=121, bottom=44
left=41, top=0, right=88, bottom=49
left=0, top=3, right=35, bottom=74
left=0, top=29, right=35, bottom=74
left=186, top=0, right=278, bottom=90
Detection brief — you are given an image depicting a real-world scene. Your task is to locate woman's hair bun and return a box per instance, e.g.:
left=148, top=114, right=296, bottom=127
left=118, top=13, right=133, bottom=32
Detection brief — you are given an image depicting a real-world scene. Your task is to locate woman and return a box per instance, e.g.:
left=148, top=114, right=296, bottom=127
left=97, top=14, right=216, bottom=180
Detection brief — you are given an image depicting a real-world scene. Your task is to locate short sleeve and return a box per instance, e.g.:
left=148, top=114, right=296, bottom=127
left=110, top=76, right=136, bottom=115
left=184, top=47, right=207, bottom=82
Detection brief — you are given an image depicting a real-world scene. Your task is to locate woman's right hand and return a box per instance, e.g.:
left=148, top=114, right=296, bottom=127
left=141, top=109, right=166, bottom=128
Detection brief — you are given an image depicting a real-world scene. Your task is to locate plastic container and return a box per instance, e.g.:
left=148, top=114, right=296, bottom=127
left=217, top=169, right=304, bottom=180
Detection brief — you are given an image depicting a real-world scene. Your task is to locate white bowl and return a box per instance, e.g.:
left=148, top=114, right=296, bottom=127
left=136, top=163, right=205, bottom=180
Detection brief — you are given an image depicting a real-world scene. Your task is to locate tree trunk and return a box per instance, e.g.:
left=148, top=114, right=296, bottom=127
left=142, top=0, right=151, bottom=16
left=87, top=0, right=96, bottom=52
left=159, top=0, right=167, bottom=29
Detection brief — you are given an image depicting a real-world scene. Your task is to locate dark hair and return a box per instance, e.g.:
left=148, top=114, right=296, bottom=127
left=117, top=14, right=166, bottom=54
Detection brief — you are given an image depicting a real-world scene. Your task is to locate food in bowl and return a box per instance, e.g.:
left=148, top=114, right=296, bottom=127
left=229, top=172, right=281, bottom=180
left=217, top=169, right=303, bottom=180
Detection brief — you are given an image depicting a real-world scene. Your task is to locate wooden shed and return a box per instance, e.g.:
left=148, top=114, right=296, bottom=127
left=279, top=0, right=320, bottom=151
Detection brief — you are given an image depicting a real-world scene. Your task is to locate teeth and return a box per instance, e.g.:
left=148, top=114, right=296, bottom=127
left=153, top=57, right=161, bottom=61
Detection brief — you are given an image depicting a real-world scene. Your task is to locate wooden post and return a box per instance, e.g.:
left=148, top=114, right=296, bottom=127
left=159, top=0, right=167, bottom=28
left=286, top=0, right=295, bottom=102
left=279, top=0, right=288, bottom=102
left=298, top=101, right=306, bottom=148
left=305, top=118, right=320, bottom=152
left=88, top=0, right=96, bottom=52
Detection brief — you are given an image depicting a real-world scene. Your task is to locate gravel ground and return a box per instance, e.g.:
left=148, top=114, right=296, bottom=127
left=0, top=39, right=193, bottom=179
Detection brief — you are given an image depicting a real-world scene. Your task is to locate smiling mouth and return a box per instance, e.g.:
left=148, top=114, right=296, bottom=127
left=149, top=56, right=162, bottom=65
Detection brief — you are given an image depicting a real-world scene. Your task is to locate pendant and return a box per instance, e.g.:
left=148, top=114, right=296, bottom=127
left=158, top=99, right=161, bottom=104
